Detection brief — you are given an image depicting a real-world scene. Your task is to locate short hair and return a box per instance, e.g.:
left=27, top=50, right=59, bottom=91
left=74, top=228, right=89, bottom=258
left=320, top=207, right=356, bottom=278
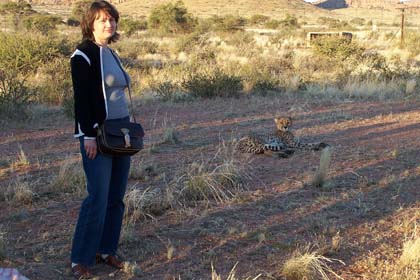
left=81, top=0, right=120, bottom=43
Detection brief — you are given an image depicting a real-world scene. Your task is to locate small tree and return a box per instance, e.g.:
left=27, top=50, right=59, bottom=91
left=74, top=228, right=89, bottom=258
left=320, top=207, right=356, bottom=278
left=0, top=1, right=35, bottom=29
left=119, top=17, right=147, bottom=37
left=0, top=1, right=34, bottom=15
left=312, top=37, right=363, bottom=61
left=22, top=14, right=62, bottom=35
left=0, top=33, right=60, bottom=115
left=71, top=0, right=91, bottom=23
left=148, top=1, right=196, bottom=34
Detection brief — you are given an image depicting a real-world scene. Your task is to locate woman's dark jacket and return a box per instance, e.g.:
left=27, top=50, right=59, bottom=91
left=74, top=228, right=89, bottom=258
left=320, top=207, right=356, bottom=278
left=70, top=39, right=126, bottom=138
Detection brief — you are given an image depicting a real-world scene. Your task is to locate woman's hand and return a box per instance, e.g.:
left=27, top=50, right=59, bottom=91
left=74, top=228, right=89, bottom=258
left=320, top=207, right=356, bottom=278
left=84, top=139, right=98, bottom=159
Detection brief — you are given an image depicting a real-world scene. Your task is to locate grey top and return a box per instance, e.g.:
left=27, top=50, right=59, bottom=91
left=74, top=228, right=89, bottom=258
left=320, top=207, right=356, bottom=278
left=102, top=47, right=130, bottom=120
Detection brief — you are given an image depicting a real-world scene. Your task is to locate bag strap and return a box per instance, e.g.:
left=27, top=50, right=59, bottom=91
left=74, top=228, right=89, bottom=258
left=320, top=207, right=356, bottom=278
left=126, top=83, right=137, bottom=123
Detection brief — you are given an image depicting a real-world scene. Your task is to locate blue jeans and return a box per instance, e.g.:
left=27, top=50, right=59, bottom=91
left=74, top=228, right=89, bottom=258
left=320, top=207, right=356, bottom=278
left=71, top=119, right=131, bottom=266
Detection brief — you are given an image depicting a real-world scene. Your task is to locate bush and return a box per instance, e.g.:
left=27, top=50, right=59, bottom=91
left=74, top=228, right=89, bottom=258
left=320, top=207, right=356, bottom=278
left=224, top=31, right=255, bottom=48
left=22, top=14, right=62, bottom=35
left=405, top=32, right=420, bottom=57
left=119, top=17, right=147, bottom=37
left=317, top=16, right=351, bottom=29
left=173, top=32, right=203, bottom=53
left=249, top=14, right=270, bottom=25
left=350, top=17, right=366, bottom=26
left=209, top=15, right=247, bottom=32
left=265, top=19, right=281, bottom=29
left=312, top=37, right=364, bottom=61
left=115, top=39, right=159, bottom=60
left=33, top=57, right=72, bottom=105
left=0, top=33, right=62, bottom=114
left=182, top=69, right=243, bottom=98
left=62, top=95, right=74, bottom=119
left=66, top=17, right=80, bottom=26
left=0, top=1, right=34, bottom=15
left=238, top=52, right=295, bottom=94
left=262, top=14, right=300, bottom=30
left=280, top=14, right=299, bottom=29
left=71, top=0, right=91, bottom=22
left=148, top=1, right=196, bottom=34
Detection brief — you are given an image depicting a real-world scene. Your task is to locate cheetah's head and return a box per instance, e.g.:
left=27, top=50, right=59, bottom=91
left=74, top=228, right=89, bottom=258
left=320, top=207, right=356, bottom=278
left=274, top=117, right=292, bottom=131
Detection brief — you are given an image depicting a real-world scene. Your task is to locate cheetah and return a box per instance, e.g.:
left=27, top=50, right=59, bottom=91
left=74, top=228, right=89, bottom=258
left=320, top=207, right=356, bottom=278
left=237, top=133, right=294, bottom=158
left=274, top=117, right=329, bottom=151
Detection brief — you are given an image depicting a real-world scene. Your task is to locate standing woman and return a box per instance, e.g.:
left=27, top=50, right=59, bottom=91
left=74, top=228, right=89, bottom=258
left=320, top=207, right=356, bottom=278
left=70, top=1, right=132, bottom=278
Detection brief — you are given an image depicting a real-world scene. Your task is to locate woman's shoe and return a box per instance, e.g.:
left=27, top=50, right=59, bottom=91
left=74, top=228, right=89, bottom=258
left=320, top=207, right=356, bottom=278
left=71, top=264, right=93, bottom=279
left=103, top=255, right=125, bottom=269
left=96, top=254, right=125, bottom=270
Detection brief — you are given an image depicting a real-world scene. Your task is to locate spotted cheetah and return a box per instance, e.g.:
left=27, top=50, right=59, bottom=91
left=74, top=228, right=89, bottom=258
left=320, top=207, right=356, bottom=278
left=274, top=117, right=329, bottom=151
left=237, top=133, right=294, bottom=158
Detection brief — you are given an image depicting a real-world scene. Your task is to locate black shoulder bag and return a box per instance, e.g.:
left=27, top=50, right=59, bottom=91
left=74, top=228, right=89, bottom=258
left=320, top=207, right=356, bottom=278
left=96, top=70, right=144, bottom=156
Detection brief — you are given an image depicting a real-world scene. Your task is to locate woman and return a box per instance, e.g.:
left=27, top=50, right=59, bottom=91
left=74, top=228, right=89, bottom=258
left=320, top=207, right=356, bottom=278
left=70, top=1, right=132, bottom=278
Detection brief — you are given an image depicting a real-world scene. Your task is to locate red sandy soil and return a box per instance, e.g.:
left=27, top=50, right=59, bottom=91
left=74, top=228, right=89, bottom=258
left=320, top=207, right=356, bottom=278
left=0, top=95, right=419, bottom=279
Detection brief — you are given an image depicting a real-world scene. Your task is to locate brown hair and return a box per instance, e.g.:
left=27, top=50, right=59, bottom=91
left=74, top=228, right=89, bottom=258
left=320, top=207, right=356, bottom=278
left=81, top=0, right=120, bottom=43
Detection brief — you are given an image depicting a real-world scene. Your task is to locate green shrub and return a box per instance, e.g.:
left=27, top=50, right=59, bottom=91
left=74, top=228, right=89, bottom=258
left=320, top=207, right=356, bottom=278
left=317, top=16, right=351, bottom=29
left=182, top=69, right=243, bottom=98
left=405, top=32, right=420, bottom=57
left=115, top=39, right=159, bottom=60
left=249, top=14, right=270, bottom=25
left=209, top=15, right=246, bottom=32
left=0, top=1, right=34, bottom=15
left=71, top=0, right=91, bottom=22
left=149, top=75, right=180, bottom=101
left=148, top=1, right=196, bottom=34
left=265, top=19, right=281, bottom=29
left=240, top=55, right=294, bottom=94
left=22, top=14, right=62, bottom=35
left=249, top=78, right=279, bottom=95
left=264, top=15, right=299, bottom=31
left=66, top=16, right=80, bottom=26
left=119, top=17, right=147, bottom=37
left=312, top=37, right=364, bottom=61
left=62, top=95, right=74, bottom=119
left=0, top=33, right=62, bottom=115
left=33, top=57, right=72, bottom=105
left=174, top=32, right=203, bottom=53
left=224, top=31, right=255, bottom=48
left=350, top=17, right=366, bottom=26
left=280, top=14, right=299, bottom=28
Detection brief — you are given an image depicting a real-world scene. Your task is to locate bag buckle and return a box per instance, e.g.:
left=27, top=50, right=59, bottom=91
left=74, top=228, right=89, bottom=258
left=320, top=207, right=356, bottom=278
left=120, top=128, right=131, bottom=148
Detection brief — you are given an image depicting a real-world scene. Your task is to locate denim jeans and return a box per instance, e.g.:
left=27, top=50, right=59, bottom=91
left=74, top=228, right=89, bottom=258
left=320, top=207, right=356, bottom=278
left=71, top=118, right=131, bottom=266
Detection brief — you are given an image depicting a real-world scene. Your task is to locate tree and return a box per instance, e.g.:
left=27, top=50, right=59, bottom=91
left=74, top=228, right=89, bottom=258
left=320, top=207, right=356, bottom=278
left=148, top=1, right=196, bottom=34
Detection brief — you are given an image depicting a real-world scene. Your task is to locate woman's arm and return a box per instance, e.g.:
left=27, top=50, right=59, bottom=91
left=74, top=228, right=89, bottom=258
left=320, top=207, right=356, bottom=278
left=71, top=55, right=97, bottom=138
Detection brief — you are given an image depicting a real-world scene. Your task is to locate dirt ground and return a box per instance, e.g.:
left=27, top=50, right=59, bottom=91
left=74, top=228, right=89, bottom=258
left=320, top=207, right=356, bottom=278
left=0, top=94, right=419, bottom=279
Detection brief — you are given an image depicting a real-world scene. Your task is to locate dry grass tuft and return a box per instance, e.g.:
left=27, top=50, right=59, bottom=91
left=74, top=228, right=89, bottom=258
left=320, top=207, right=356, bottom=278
left=311, top=147, right=332, bottom=189
left=129, top=158, right=158, bottom=180
left=50, top=157, right=85, bottom=195
left=282, top=249, right=344, bottom=280
left=161, top=116, right=179, bottom=144
left=211, top=262, right=261, bottom=280
left=5, top=177, right=35, bottom=206
left=122, top=261, right=144, bottom=277
left=124, top=184, right=171, bottom=224
left=405, top=79, right=417, bottom=96
left=176, top=140, right=251, bottom=203
left=399, top=224, right=420, bottom=270
left=11, top=145, right=30, bottom=169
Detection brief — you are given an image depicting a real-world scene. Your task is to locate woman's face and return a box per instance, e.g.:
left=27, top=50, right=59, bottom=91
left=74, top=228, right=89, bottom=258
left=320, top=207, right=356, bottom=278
left=92, top=10, right=116, bottom=44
